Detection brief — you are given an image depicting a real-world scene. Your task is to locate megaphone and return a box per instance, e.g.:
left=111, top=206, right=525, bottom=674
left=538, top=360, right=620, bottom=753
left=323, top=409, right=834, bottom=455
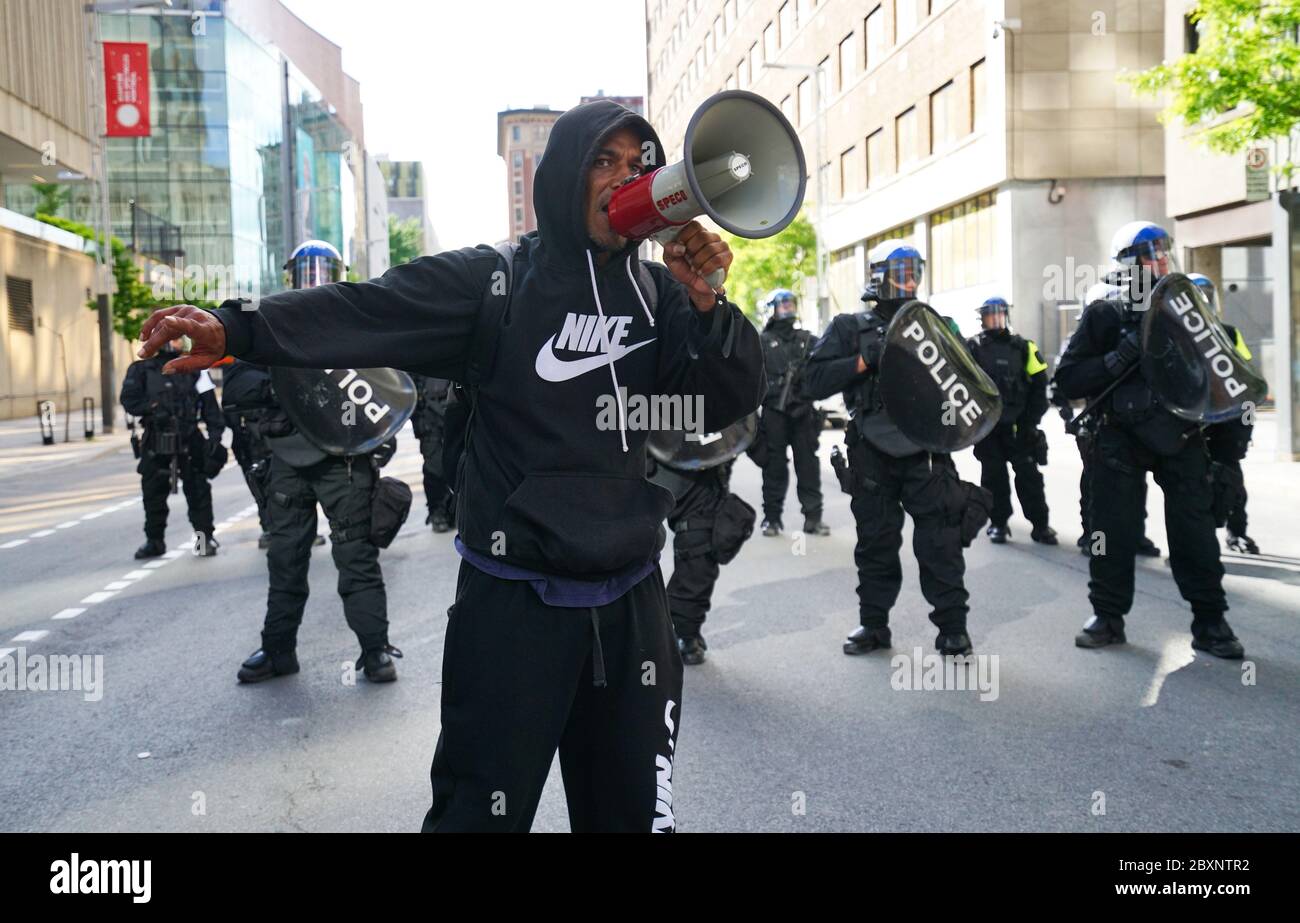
left=608, top=90, right=807, bottom=286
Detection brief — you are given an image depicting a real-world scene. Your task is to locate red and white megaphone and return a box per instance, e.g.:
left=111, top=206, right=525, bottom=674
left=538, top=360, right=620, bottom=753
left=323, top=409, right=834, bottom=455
left=608, top=90, right=807, bottom=287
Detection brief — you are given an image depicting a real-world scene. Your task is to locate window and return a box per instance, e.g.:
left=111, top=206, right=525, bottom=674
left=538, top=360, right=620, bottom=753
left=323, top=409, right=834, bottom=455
left=5, top=276, right=34, bottom=334
left=864, top=5, right=885, bottom=70
left=514, top=179, right=522, bottom=194
left=866, top=128, right=885, bottom=187
left=781, top=93, right=796, bottom=124
left=779, top=2, right=794, bottom=45
left=930, top=80, right=957, bottom=153
left=713, top=16, right=721, bottom=47
left=970, top=59, right=986, bottom=132
left=737, top=56, right=749, bottom=90
left=930, top=191, right=996, bottom=293
left=895, top=106, right=917, bottom=167
left=798, top=76, right=813, bottom=124
left=817, top=56, right=830, bottom=98
left=704, top=32, right=713, bottom=64
left=512, top=150, right=523, bottom=168
left=511, top=125, right=520, bottom=141
left=838, top=33, right=856, bottom=92
left=515, top=206, right=523, bottom=223
left=536, top=125, right=546, bottom=139
left=724, top=0, right=737, bottom=34
left=797, top=0, right=813, bottom=29
left=763, top=21, right=778, bottom=61
left=895, top=0, right=917, bottom=41
left=839, top=145, right=861, bottom=197
left=747, top=43, right=759, bottom=82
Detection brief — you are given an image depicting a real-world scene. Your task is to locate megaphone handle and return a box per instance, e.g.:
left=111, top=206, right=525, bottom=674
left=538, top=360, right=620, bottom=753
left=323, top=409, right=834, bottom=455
left=652, top=226, right=727, bottom=290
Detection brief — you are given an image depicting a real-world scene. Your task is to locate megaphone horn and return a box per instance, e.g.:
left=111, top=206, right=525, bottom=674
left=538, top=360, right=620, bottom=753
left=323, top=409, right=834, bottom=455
left=608, top=90, right=807, bottom=287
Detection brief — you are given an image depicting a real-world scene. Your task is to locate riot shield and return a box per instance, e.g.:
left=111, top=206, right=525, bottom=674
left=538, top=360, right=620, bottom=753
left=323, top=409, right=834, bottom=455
left=1141, top=273, right=1268, bottom=423
left=876, top=301, right=1003, bottom=453
left=646, top=412, right=758, bottom=471
left=270, top=366, right=416, bottom=456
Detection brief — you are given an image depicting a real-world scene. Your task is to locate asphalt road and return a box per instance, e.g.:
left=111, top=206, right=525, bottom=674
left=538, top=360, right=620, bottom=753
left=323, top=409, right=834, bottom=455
left=1, top=419, right=1296, bottom=832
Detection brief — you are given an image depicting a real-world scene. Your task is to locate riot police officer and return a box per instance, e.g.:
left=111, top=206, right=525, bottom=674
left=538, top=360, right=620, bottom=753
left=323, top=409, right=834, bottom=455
left=221, top=359, right=274, bottom=547
left=120, top=337, right=225, bottom=559
left=1189, top=273, right=1260, bottom=555
left=806, top=241, right=976, bottom=657
left=967, top=297, right=1056, bottom=545
left=410, top=374, right=456, bottom=533
left=757, top=289, right=827, bottom=537
left=1055, top=222, right=1243, bottom=658
left=236, top=241, right=403, bottom=685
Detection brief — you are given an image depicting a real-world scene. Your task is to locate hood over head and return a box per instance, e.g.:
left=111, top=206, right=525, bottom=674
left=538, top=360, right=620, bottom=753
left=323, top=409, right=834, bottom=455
left=533, top=100, right=666, bottom=271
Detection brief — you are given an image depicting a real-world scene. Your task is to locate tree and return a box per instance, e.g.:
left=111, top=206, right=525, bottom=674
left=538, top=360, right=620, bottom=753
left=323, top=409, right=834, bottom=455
left=719, top=208, right=817, bottom=323
left=388, top=214, right=422, bottom=266
left=32, top=183, right=71, bottom=218
left=1126, top=0, right=1300, bottom=183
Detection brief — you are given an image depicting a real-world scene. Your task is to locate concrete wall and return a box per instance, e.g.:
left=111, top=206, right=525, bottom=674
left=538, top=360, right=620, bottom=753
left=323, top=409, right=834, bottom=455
left=0, top=218, right=137, bottom=421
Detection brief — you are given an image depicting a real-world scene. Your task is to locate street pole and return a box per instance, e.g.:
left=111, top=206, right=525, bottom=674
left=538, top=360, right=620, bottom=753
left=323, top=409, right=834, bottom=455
left=83, top=5, right=115, bottom=434
left=763, top=61, right=828, bottom=330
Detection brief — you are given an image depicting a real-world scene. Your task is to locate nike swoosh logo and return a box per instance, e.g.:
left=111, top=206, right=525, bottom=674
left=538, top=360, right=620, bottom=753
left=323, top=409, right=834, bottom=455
left=534, top=336, right=654, bottom=383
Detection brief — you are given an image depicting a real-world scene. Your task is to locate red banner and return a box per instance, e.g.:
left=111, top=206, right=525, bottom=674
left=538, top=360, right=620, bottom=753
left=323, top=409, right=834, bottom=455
left=103, top=42, right=150, bottom=137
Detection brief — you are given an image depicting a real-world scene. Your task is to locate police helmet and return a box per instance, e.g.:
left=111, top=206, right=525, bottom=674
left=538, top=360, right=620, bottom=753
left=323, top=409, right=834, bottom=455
left=285, top=239, right=344, bottom=290
left=862, top=240, right=924, bottom=302
left=766, top=288, right=797, bottom=318
left=978, top=296, right=1010, bottom=329
left=1186, top=272, right=1219, bottom=313
left=1109, top=221, right=1178, bottom=278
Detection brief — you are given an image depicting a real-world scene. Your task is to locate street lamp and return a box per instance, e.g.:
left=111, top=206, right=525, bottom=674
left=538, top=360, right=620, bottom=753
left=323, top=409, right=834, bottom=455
left=762, top=61, right=828, bottom=330
left=82, top=0, right=172, bottom=434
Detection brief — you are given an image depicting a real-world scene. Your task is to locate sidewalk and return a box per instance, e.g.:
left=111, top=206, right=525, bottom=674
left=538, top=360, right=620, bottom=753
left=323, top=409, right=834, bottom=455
left=0, top=410, right=133, bottom=481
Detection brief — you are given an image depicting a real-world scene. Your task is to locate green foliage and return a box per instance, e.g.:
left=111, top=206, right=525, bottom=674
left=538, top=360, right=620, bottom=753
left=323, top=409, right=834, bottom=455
left=35, top=213, right=214, bottom=341
left=388, top=214, right=422, bottom=266
left=1125, top=0, right=1300, bottom=182
left=32, top=183, right=71, bottom=218
left=720, top=209, right=817, bottom=323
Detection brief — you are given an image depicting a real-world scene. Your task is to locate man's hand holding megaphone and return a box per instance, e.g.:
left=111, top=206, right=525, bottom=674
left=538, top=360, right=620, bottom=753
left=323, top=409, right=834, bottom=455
left=662, top=220, right=733, bottom=311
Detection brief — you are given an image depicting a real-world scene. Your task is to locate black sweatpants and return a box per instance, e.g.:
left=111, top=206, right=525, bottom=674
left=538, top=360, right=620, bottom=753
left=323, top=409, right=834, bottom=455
left=1086, top=425, right=1227, bottom=629
left=262, top=454, right=389, bottom=653
left=422, top=561, right=684, bottom=833
left=760, top=407, right=822, bottom=523
left=973, top=426, right=1049, bottom=530
left=138, top=442, right=213, bottom=543
left=848, top=438, right=968, bottom=632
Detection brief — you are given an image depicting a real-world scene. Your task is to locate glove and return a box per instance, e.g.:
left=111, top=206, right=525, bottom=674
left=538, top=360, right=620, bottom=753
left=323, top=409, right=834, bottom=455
left=1104, top=330, right=1140, bottom=377
left=859, top=335, right=884, bottom=372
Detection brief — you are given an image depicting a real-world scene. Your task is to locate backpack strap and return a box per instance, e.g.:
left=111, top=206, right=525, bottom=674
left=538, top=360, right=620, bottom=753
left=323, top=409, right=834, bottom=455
left=464, top=241, right=520, bottom=388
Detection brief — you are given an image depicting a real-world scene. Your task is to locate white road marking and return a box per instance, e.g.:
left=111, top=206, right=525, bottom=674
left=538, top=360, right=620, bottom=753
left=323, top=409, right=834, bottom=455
left=81, top=512, right=102, bottom=520
left=163, top=549, right=185, bottom=559
left=55, top=521, right=78, bottom=529
left=142, top=560, right=169, bottom=569
left=104, top=581, right=132, bottom=590
left=1, top=539, right=27, bottom=548
left=1141, top=638, right=1196, bottom=708
left=123, top=570, right=152, bottom=580
left=80, top=591, right=118, bottom=604
left=11, top=630, right=49, bottom=643
left=52, top=608, right=86, bottom=620
left=30, top=529, right=55, bottom=538
left=0, top=648, right=14, bottom=659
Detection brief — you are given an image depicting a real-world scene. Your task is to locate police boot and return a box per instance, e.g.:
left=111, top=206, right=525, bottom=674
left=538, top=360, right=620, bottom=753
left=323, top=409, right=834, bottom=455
left=258, top=532, right=272, bottom=550
left=134, top=539, right=166, bottom=560
left=429, top=512, right=452, bottom=534
left=358, top=645, right=402, bottom=683
left=935, top=631, right=973, bottom=656
left=762, top=518, right=783, bottom=537
left=843, top=625, right=891, bottom=655
left=1074, top=615, right=1126, bottom=649
left=237, top=648, right=300, bottom=683
left=1136, top=536, right=1161, bottom=557
left=195, top=534, right=219, bottom=557
left=1031, top=525, right=1058, bottom=545
left=678, top=634, right=707, bottom=666
left=802, top=515, right=830, bottom=536
left=1191, top=619, right=1244, bottom=660
left=987, top=524, right=1009, bottom=544
left=1226, top=533, right=1260, bottom=555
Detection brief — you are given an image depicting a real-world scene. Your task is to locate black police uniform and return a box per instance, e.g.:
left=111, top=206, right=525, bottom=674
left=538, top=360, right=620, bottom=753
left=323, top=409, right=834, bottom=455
left=967, top=329, right=1051, bottom=538
left=649, top=458, right=753, bottom=663
left=410, top=374, right=456, bottom=530
left=120, top=352, right=223, bottom=553
left=220, top=360, right=274, bottom=536
left=231, top=371, right=397, bottom=681
left=758, top=315, right=823, bottom=530
left=806, top=300, right=972, bottom=654
left=1054, top=297, right=1242, bottom=657
left=1206, top=324, right=1255, bottom=547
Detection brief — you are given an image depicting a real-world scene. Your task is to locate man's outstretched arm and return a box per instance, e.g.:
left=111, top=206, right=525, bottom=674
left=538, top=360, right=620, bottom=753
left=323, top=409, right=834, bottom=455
left=138, top=247, right=497, bottom=379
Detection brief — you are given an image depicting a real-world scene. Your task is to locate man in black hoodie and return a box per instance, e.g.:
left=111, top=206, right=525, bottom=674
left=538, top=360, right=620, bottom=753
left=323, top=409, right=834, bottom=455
left=136, top=100, right=764, bottom=832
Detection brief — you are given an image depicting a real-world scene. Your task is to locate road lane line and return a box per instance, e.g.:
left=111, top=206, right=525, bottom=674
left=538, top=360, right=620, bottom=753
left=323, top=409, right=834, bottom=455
left=141, top=560, right=170, bottom=569
left=80, top=591, right=118, bottom=604
left=55, top=521, right=78, bottom=529
left=51, top=608, right=87, bottom=620
left=1, top=539, right=27, bottom=548
left=11, top=630, right=49, bottom=643
left=30, top=529, right=55, bottom=537
left=0, top=648, right=14, bottom=659
left=104, top=581, right=132, bottom=590
left=123, top=570, right=152, bottom=580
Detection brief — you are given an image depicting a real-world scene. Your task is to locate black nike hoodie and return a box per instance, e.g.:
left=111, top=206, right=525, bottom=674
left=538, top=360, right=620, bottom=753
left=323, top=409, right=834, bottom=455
left=214, top=99, right=765, bottom=581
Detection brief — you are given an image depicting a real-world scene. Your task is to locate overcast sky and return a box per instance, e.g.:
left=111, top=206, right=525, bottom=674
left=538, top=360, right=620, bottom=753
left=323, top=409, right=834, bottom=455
left=280, top=0, right=650, bottom=251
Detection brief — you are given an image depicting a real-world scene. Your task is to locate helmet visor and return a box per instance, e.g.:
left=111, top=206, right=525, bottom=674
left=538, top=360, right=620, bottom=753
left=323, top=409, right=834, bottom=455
left=290, top=254, right=344, bottom=289
left=1121, top=234, right=1179, bottom=278
left=877, top=256, right=924, bottom=300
